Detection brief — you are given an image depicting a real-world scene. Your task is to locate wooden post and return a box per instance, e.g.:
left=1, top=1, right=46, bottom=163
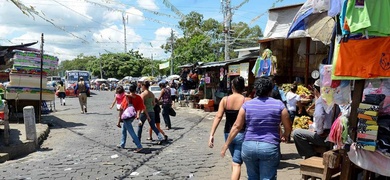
left=289, top=39, right=294, bottom=83
left=305, top=37, right=310, bottom=87
left=4, top=101, right=9, bottom=146
left=340, top=80, right=365, bottom=180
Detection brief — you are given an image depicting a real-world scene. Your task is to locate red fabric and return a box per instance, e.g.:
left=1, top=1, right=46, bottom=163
left=120, top=95, right=145, bottom=112
left=335, top=37, right=390, bottom=78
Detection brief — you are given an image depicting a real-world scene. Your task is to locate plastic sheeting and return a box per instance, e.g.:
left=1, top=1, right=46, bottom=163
left=263, top=5, right=308, bottom=39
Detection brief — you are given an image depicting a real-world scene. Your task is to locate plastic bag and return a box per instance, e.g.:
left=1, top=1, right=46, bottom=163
left=313, top=0, right=330, bottom=13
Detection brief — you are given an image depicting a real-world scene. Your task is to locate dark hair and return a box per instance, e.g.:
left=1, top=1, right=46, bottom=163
left=142, top=81, right=151, bottom=89
left=232, top=76, right=245, bottom=93
left=253, top=77, right=273, bottom=97
left=159, top=83, right=165, bottom=88
left=116, top=85, right=124, bottom=94
left=58, top=81, right=64, bottom=86
left=129, top=84, right=137, bottom=93
left=291, top=84, right=298, bottom=93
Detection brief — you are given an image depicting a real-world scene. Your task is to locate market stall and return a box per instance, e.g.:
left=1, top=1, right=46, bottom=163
left=2, top=47, right=58, bottom=122
left=290, top=0, right=390, bottom=179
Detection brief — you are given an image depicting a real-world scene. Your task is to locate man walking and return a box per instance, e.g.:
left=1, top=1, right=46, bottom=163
left=75, top=77, right=89, bottom=114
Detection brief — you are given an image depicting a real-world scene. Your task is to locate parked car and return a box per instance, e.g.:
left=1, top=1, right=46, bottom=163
left=149, top=85, right=161, bottom=99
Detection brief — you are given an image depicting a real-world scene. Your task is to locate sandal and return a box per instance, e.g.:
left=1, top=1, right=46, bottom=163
left=133, top=148, right=143, bottom=153
left=146, top=137, right=153, bottom=141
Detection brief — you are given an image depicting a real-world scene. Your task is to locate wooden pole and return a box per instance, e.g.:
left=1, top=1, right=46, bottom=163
left=305, top=38, right=310, bottom=87
left=289, top=39, right=294, bottom=83
left=340, top=80, right=365, bottom=180
left=39, top=33, right=44, bottom=123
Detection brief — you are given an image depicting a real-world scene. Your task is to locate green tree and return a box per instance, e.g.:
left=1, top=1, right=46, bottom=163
left=160, top=11, right=262, bottom=74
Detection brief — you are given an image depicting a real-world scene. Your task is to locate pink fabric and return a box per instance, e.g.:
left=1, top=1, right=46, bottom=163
left=328, top=115, right=343, bottom=148
left=348, top=143, right=390, bottom=176
left=116, top=93, right=125, bottom=105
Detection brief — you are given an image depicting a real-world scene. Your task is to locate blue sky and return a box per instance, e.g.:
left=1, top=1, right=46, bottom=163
left=0, top=0, right=305, bottom=61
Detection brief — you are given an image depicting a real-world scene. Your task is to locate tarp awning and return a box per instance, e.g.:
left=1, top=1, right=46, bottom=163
left=263, top=4, right=308, bottom=39
left=198, top=52, right=259, bottom=69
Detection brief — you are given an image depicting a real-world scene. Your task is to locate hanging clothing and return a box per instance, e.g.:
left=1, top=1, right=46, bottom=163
left=334, top=37, right=390, bottom=79
left=345, top=0, right=390, bottom=36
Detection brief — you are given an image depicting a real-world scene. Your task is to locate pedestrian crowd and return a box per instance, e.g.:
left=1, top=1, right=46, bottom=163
left=55, top=75, right=336, bottom=179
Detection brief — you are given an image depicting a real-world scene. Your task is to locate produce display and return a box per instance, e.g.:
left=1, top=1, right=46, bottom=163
left=281, top=84, right=313, bottom=99
left=292, top=116, right=312, bottom=130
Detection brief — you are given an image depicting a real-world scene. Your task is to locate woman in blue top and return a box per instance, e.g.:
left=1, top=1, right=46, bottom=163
left=221, top=77, right=291, bottom=180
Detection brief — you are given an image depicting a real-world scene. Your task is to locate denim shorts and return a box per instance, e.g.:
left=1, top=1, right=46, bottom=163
left=224, top=132, right=244, bottom=164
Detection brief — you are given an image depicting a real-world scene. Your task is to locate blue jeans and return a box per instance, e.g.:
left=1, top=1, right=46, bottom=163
left=224, top=132, right=244, bottom=164
left=242, top=141, right=280, bottom=180
left=138, top=112, right=163, bottom=141
left=120, top=118, right=142, bottom=149
left=162, top=104, right=172, bottom=129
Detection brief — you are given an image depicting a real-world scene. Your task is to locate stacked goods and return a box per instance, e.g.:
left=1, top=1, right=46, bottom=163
left=281, top=84, right=313, bottom=98
left=356, top=103, right=380, bottom=151
left=292, top=116, right=312, bottom=130
left=5, top=50, right=58, bottom=101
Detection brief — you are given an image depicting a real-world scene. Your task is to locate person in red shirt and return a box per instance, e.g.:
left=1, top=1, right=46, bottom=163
left=117, top=84, right=151, bottom=153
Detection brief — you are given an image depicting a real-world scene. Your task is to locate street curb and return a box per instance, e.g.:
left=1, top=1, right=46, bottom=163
left=0, top=124, right=50, bottom=162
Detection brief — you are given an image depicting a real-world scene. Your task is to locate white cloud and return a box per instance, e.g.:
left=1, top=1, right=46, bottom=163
left=137, top=0, right=159, bottom=11
left=103, top=7, right=144, bottom=25
left=137, top=27, right=174, bottom=60
left=0, top=0, right=146, bottom=61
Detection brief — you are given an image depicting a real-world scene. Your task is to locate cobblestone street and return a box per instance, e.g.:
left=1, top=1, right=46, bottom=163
left=0, top=91, right=302, bottom=179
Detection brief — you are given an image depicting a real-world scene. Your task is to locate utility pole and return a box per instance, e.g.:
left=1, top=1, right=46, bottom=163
left=170, top=29, right=174, bottom=75
left=122, top=14, right=127, bottom=53
left=223, top=0, right=232, bottom=61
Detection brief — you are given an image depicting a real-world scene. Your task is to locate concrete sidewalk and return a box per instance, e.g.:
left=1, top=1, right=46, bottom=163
left=0, top=123, right=49, bottom=162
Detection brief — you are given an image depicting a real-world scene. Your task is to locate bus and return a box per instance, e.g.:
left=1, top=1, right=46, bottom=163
left=64, top=70, right=91, bottom=97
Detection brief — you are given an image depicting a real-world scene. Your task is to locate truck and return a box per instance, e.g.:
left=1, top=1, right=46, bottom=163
left=64, top=70, right=91, bottom=97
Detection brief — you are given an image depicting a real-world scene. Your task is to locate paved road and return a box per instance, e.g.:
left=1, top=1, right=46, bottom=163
left=0, top=91, right=302, bottom=179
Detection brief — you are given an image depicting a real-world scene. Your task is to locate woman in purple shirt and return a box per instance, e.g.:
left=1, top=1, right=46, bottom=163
left=221, top=77, right=291, bottom=180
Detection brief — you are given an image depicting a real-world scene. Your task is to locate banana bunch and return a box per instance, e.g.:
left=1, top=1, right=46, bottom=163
left=281, top=84, right=292, bottom=93
left=297, top=85, right=312, bottom=97
left=292, top=116, right=313, bottom=130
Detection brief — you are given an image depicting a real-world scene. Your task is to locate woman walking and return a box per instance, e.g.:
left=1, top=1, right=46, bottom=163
left=57, top=80, right=66, bottom=106
left=110, top=86, right=125, bottom=110
left=148, top=98, right=167, bottom=141
left=209, top=76, right=250, bottom=180
left=158, top=83, right=172, bottom=130
left=221, top=77, right=291, bottom=180
left=117, top=84, right=148, bottom=153
left=138, top=81, right=168, bottom=144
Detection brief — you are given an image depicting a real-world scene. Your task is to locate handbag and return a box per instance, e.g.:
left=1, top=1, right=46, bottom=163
left=169, top=107, right=176, bottom=116
left=121, top=99, right=136, bottom=120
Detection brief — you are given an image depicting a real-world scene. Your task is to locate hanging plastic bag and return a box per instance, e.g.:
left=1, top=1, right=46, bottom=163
left=313, top=0, right=330, bottom=13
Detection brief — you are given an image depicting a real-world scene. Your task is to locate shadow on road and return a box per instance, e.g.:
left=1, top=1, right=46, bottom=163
left=42, top=115, right=86, bottom=129
left=0, top=128, right=22, bottom=147
left=85, top=112, right=113, bottom=116
left=278, top=161, right=300, bottom=169
left=170, top=127, right=184, bottom=130
left=280, top=152, right=301, bottom=160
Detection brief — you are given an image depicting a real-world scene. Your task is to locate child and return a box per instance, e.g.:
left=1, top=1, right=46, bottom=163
left=148, top=98, right=168, bottom=141
left=110, top=86, right=125, bottom=110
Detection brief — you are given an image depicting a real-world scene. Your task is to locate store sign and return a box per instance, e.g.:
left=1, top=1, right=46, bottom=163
left=228, top=64, right=240, bottom=76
